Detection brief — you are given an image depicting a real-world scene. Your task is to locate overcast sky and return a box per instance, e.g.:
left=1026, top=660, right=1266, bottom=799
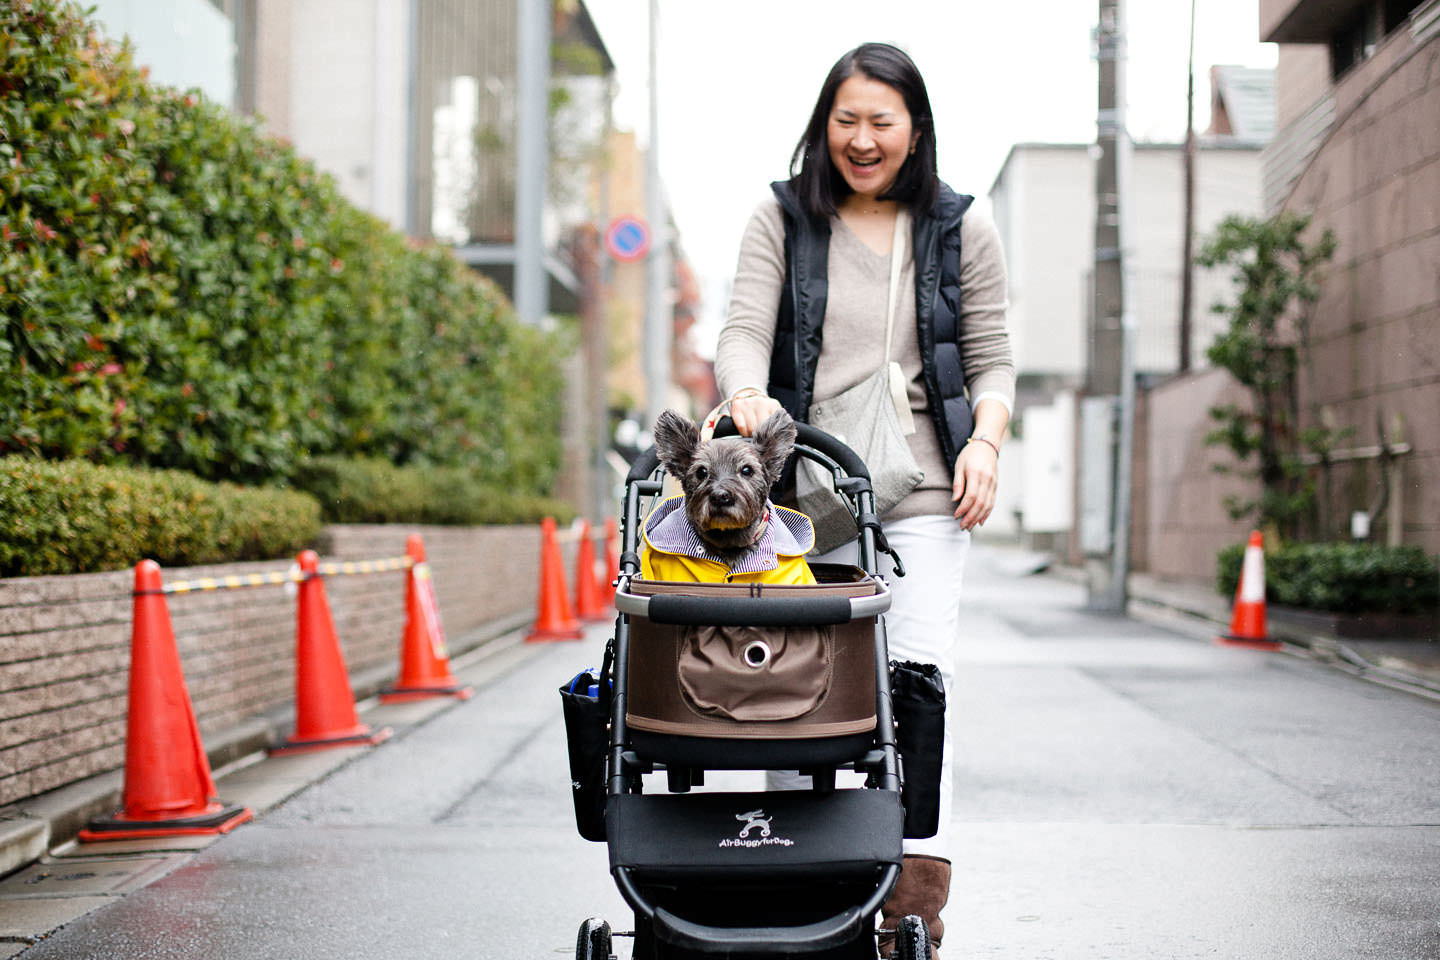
left=582, top=1, right=1278, bottom=356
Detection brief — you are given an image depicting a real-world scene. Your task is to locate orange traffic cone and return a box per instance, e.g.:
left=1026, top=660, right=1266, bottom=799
left=79, top=561, right=254, bottom=841
left=574, top=519, right=608, bottom=622
left=1218, top=530, right=1281, bottom=651
left=271, top=551, right=393, bottom=754
left=379, top=535, right=474, bottom=703
left=526, top=517, right=584, bottom=643
left=601, top=518, right=619, bottom=605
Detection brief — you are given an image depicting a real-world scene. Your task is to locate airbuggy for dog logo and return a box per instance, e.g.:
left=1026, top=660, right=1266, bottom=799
left=718, top=809, right=795, bottom=848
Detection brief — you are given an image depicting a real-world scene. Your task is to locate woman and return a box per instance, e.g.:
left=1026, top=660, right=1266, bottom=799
left=715, top=42, right=1015, bottom=958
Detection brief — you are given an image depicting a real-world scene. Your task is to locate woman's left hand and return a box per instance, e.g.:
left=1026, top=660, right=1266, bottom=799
left=951, top=439, right=999, bottom=531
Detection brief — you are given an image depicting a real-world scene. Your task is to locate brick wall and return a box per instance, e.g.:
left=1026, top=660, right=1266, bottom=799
left=0, top=523, right=573, bottom=807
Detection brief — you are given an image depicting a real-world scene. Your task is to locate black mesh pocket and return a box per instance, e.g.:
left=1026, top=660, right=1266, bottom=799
left=890, top=660, right=945, bottom=839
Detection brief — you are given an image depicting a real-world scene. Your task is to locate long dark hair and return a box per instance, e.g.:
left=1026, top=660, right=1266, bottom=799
left=789, top=42, right=939, bottom=221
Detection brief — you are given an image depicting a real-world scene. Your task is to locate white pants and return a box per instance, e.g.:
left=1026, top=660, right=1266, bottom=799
left=767, top=514, right=969, bottom=861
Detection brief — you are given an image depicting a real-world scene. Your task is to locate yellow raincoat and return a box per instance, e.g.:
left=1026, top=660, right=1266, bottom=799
left=640, top=496, right=817, bottom=585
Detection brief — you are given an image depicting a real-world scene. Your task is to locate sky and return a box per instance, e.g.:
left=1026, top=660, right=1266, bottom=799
left=581, top=0, right=1278, bottom=356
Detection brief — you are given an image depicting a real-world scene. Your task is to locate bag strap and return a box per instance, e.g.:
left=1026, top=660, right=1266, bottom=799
left=883, top=209, right=907, bottom=364
left=885, top=211, right=917, bottom=436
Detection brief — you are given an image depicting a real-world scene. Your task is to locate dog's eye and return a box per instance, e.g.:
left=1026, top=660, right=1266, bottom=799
left=740, top=465, right=753, bottom=477
left=694, top=466, right=708, bottom=481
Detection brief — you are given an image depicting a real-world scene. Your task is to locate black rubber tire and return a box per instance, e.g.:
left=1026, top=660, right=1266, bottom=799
left=894, top=914, right=929, bottom=960
left=576, top=917, right=613, bottom=960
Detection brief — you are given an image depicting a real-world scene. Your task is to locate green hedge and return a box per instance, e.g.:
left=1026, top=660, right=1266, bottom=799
left=0, top=0, right=566, bottom=493
left=0, top=455, right=321, bottom=577
left=1216, top=542, right=1440, bottom=615
left=291, top=456, right=574, bottom=527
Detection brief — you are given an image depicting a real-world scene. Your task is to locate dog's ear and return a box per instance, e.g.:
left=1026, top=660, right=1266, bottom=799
left=751, top=409, right=797, bottom=486
left=652, top=409, right=700, bottom=480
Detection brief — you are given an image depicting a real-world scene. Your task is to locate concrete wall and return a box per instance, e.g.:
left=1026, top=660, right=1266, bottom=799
left=0, top=524, right=565, bottom=808
left=1135, top=369, right=1256, bottom=580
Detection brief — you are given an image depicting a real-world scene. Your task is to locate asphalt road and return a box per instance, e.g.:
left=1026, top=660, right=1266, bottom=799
left=17, top=546, right=1440, bottom=959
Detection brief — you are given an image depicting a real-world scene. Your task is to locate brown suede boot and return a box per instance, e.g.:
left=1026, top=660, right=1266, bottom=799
left=876, top=855, right=950, bottom=959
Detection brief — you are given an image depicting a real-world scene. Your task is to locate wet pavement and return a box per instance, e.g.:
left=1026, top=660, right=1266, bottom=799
left=4, top=544, right=1438, bottom=959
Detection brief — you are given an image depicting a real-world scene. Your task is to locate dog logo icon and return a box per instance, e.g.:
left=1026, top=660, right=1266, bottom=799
left=735, top=809, right=772, bottom=839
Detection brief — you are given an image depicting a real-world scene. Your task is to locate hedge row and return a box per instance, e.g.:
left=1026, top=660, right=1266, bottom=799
left=0, top=455, right=321, bottom=577
left=290, top=457, right=575, bottom=527
left=0, top=0, right=566, bottom=492
left=1216, top=542, right=1440, bottom=615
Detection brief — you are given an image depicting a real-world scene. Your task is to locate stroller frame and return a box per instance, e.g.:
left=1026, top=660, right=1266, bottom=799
left=578, top=422, right=923, bottom=960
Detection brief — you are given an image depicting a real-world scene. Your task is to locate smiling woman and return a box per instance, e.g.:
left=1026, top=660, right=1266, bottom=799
left=714, top=41, right=1017, bottom=960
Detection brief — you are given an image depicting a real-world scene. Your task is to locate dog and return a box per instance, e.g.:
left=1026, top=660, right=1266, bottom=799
left=640, top=408, right=816, bottom=585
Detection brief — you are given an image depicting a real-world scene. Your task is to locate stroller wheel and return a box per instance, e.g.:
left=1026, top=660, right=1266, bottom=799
left=894, top=915, right=929, bottom=960
left=576, top=917, right=614, bottom=960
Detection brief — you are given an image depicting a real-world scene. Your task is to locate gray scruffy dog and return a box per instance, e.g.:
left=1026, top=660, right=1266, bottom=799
left=651, top=408, right=798, bottom=561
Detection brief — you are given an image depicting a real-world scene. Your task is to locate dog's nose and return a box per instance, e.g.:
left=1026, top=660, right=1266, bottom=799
left=709, top=489, right=734, bottom=508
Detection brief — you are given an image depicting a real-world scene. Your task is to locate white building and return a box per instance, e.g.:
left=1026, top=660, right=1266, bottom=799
left=986, top=67, right=1273, bottom=543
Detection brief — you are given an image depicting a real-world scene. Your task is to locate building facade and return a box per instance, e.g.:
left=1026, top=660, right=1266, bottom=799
left=1257, top=0, right=1440, bottom=554
left=988, top=133, right=1267, bottom=546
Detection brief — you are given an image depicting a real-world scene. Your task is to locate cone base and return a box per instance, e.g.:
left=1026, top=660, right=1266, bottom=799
left=1216, top=634, right=1283, bottom=651
left=378, top=683, right=474, bottom=703
left=525, top=624, right=585, bottom=643
left=269, top=725, right=393, bottom=755
left=79, top=801, right=253, bottom=842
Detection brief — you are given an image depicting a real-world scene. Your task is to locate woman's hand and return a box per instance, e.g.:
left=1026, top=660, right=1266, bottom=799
left=729, top=393, right=783, bottom=437
left=951, top=437, right=999, bottom=531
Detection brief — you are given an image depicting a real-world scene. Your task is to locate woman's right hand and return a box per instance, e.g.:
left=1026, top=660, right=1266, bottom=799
left=728, top=393, right=783, bottom=437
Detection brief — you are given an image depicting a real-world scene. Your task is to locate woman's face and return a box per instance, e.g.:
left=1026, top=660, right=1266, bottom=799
left=826, top=73, right=919, bottom=203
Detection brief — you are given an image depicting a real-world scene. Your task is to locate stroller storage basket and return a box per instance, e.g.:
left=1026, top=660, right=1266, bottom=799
left=616, top=568, right=885, bottom=743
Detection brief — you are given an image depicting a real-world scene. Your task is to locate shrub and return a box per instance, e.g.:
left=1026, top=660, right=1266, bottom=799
left=291, top=456, right=574, bottom=527
left=0, top=456, right=321, bottom=577
left=0, top=0, right=568, bottom=496
left=1216, top=541, right=1440, bottom=615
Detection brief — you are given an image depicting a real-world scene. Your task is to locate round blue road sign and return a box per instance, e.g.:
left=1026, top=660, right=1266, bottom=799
left=605, top=216, right=650, bottom=262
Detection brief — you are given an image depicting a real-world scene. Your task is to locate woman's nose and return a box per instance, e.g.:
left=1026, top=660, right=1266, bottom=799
left=852, top=126, right=875, bottom=149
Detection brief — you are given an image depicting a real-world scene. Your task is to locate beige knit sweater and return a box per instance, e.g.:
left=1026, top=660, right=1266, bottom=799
left=715, top=193, right=1016, bottom=521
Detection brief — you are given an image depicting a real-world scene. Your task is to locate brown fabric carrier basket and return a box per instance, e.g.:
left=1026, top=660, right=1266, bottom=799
left=624, top=567, right=879, bottom=740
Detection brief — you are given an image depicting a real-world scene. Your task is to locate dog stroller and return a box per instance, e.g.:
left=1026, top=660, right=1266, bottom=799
left=562, top=422, right=943, bottom=960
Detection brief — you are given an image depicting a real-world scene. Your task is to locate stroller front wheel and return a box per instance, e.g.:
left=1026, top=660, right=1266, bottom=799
left=576, top=917, right=614, bottom=960
left=892, top=914, right=929, bottom=960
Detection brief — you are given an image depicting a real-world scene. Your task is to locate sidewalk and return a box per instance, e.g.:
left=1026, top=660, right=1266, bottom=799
left=0, top=621, right=561, bottom=953
left=1113, top=564, right=1440, bottom=699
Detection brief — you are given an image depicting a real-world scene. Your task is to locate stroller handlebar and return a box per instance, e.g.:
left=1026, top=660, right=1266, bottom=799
left=624, top=417, right=872, bottom=485
left=614, top=578, right=891, bottom=626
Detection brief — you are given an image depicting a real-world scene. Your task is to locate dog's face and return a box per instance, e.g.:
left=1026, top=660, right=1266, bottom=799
left=652, top=408, right=797, bottom=554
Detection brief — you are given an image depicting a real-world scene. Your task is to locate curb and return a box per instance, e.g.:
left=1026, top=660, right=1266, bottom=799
left=1120, top=571, right=1440, bottom=702
left=0, top=610, right=535, bottom=887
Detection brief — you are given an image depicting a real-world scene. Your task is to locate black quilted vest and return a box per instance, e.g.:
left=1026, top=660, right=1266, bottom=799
left=767, top=179, right=976, bottom=475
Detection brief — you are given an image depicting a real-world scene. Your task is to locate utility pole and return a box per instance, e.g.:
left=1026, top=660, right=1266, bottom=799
left=1085, top=0, right=1136, bottom=613
left=514, top=0, right=550, bottom=327
left=1179, top=0, right=1198, bottom=373
left=643, top=0, right=671, bottom=429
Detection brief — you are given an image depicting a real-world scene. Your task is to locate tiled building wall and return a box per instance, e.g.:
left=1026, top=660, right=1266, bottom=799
left=1283, top=27, right=1440, bottom=551
left=0, top=524, right=569, bottom=807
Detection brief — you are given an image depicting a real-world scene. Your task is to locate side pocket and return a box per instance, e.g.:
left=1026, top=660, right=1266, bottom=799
left=890, top=659, right=945, bottom=839
left=559, top=669, right=609, bottom=842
